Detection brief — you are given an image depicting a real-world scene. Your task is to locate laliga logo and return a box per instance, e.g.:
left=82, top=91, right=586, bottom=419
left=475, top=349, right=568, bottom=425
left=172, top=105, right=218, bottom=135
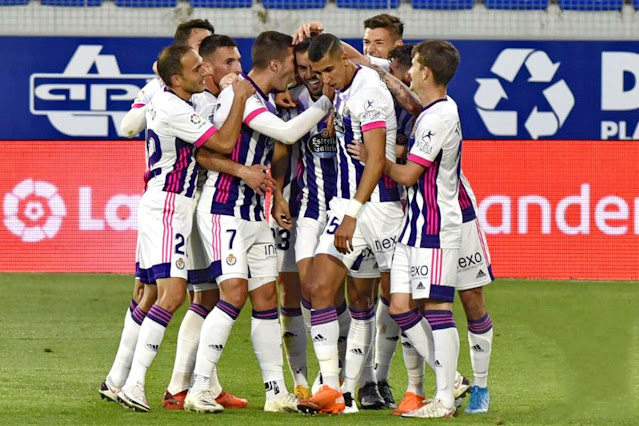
left=474, top=49, right=575, bottom=139
left=29, top=45, right=155, bottom=137
left=3, top=179, right=66, bottom=243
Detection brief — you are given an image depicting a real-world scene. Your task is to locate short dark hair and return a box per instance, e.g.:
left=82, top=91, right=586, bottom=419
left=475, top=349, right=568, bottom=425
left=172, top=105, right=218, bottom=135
left=199, top=34, right=237, bottom=59
left=412, top=40, right=460, bottom=86
left=308, top=33, right=343, bottom=63
left=252, top=31, right=294, bottom=69
left=363, top=14, right=404, bottom=41
left=389, top=44, right=414, bottom=70
left=173, top=19, right=215, bottom=46
left=157, top=44, right=191, bottom=87
left=294, top=37, right=313, bottom=55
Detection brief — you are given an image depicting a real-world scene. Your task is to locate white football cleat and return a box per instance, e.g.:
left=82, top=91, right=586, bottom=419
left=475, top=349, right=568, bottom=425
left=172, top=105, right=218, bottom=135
left=98, top=378, right=119, bottom=403
left=401, top=398, right=456, bottom=418
left=117, top=382, right=150, bottom=412
left=343, top=392, right=359, bottom=414
left=264, top=393, right=299, bottom=412
left=184, top=389, right=224, bottom=413
left=453, top=373, right=471, bottom=399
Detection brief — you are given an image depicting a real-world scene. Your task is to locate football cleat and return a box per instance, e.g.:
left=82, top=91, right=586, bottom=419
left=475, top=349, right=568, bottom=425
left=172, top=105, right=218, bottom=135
left=377, top=380, right=397, bottom=408
left=392, top=392, right=425, bottom=416
left=297, top=385, right=345, bottom=415
left=465, top=386, right=490, bottom=414
left=401, top=398, right=455, bottom=418
left=98, top=380, right=119, bottom=403
left=264, top=393, right=299, bottom=412
left=343, top=391, right=359, bottom=414
left=184, top=389, right=224, bottom=413
left=453, top=373, right=471, bottom=399
left=117, top=382, right=150, bottom=412
left=162, top=389, right=187, bottom=409
left=294, top=385, right=312, bottom=401
left=216, top=390, right=248, bottom=409
left=357, top=382, right=385, bottom=410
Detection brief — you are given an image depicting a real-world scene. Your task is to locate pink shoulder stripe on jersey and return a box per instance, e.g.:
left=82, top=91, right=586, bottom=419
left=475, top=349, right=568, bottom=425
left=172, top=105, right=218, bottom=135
left=244, top=107, right=268, bottom=125
left=194, top=125, right=219, bottom=148
left=361, top=121, right=386, bottom=132
left=131, top=103, right=145, bottom=109
left=408, top=153, right=432, bottom=168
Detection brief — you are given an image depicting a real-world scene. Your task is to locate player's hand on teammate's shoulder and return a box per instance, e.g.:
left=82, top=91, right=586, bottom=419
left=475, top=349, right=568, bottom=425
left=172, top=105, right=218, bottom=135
left=292, top=21, right=324, bottom=44
left=238, top=164, right=274, bottom=197
left=232, top=78, right=255, bottom=99
left=334, top=215, right=356, bottom=254
left=347, top=139, right=366, bottom=163
left=275, top=90, right=297, bottom=109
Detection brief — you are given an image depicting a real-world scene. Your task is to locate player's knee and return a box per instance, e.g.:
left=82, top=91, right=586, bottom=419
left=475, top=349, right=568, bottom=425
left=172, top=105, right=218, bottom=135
left=388, top=293, right=412, bottom=316
left=309, top=281, right=332, bottom=309
left=193, top=289, right=219, bottom=311
left=348, top=291, right=373, bottom=311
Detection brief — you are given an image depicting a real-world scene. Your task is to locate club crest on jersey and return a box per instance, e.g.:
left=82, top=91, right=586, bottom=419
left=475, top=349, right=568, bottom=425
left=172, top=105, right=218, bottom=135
left=419, top=131, right=434, bottom=154
left=190, top=113, right=205, bottom=127
left=226, top=254, right=237, bottom=266
left=308, top=129, right=337, bottom=159
left=176, top=257, right=185, bottom=270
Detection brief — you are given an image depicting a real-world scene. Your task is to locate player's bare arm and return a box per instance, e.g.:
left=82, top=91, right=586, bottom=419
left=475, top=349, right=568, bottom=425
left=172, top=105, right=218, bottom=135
left=201, top=79, right=255, bottom=154
left=270, top=141, right=293, bottom=230
left=334, top=127, right=386, bottom=255
left=368, top=64, right=422, bottom=115
left=195, top=148, right=274, bottom=196
left=384, top=158, right=425, bottom=187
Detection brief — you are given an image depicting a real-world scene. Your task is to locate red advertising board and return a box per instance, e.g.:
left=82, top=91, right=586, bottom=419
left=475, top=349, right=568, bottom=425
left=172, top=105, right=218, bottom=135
left=0, top=140, right=637, bottom=280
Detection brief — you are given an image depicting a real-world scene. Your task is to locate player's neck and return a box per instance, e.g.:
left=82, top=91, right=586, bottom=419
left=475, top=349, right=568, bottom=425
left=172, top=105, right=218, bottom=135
left=247, top=70, right=272, bottom=97
left=417, top=86, right=447, bottom=110
left=343, top=61, right=357, bottom=88
left=205, top=76, right=221, bottom=96
left=170, top=86, right=193, bottom=102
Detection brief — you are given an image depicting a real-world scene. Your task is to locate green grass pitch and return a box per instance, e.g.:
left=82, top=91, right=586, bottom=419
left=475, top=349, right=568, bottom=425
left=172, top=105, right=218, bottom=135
left=0, top=274, right=637, bottom=425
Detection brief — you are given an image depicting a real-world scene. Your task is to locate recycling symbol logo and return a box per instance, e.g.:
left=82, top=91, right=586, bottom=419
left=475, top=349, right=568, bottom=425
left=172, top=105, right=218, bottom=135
left=474, top=48, right=575, bottom=139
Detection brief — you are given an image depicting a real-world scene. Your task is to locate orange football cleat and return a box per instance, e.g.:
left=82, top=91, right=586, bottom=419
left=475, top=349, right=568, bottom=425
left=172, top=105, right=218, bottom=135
left=215, top=390, right=248, bottom=409
left=297, top=385, right=345, bottom=415
left=162, top=389, right=187, bottom=410
left=393, top=392, right=425, bottom=416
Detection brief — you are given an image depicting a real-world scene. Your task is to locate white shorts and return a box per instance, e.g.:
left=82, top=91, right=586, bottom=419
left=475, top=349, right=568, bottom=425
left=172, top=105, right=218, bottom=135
left=269, top=216, right=297, bottom=274
left=294, top=216, right=326, bottom=263
left=136, top=190, right=194, bottom=284
left=348, top=247, right=381, bottom=279
left=390, top=243, right=458, bottom=302
left=197, top=212, right=277, bottom=291
left=456, top=219, right=494, bottom=291
left=187, top=213, right=218, bottom=292
left=315, top=198, right=403, bottom=272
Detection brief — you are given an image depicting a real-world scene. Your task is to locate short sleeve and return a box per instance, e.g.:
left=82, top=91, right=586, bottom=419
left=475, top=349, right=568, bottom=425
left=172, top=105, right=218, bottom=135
left=214, top=87, right=268, bottom=129
left=407, top=114, right=448, bottom=167
left=168, top=101, right=217, bottom=148
left=351, top=87, right=392, bottom=133
left=131, top=78, right=163, bottom=109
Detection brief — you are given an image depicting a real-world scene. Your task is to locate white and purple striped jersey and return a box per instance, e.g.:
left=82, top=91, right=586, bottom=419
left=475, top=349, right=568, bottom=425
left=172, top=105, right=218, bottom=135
left=144, top=89, right=218, bottom=197
left=287, top=85, right=337, bottom=220
left=200, top=74, right=277, bottom=221
left=400, top=97, right=463, bottom=249
left=395, top=105, right=414, bottom=149
left=131, top=77, right=164, bottom=110
left=334, top=66, right=399, bottom=203
left=192, top=89, right=219, bottom=190
left=459, top=171, right=478, bottom=224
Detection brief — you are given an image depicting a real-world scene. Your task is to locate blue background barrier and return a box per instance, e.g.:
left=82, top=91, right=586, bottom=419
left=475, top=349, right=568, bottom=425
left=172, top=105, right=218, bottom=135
left=2, top=37, right=638, bottom=140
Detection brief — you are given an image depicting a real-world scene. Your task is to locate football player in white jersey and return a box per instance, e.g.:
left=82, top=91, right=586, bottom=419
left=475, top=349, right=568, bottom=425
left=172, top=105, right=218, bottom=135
left=270, top=37, right=353, bottom=401
left=115, top=44, right=255, bottom=412
left=185, top=31, right=334, bottom=414
left=161, top=34, right=249, bottom=411
left=363, top=43, right=495, bottom=415
left=99, top=19, right=215, bottom=405
left=296, top=34, right=403, bottom=415
left=382, top=40, right=464, bottom=419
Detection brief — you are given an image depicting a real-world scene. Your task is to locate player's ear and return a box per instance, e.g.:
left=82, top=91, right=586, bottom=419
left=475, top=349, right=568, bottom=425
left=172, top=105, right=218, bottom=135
left=170, top=74, right=182, bottom=88
left=395, top=39, right=403, bottom=48
left=269, top=59, right=279, bottom=73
